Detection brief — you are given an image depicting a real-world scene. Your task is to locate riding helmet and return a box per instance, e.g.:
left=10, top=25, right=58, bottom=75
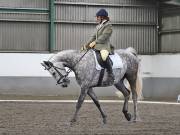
left=96, top=9, right=108, bottom=17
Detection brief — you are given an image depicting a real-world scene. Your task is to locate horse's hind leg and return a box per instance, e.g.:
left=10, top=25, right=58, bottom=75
left=128, top=78, right=139, bottom=122
left=87, top=88, right=107, bottom=124
left=71, top=87, right=88, bottom=123
left=114, top=80, right=131, bottom=121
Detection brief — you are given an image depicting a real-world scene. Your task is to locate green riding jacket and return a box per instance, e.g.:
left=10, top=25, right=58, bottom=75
left=85, top=20, right=113, bottom=53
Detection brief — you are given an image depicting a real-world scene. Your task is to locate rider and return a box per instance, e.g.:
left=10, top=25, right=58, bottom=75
left=81, top=9, right=114, bottom=83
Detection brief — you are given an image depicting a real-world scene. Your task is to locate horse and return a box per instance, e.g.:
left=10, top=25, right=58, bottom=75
left=41, top=47, right=142, bottom=124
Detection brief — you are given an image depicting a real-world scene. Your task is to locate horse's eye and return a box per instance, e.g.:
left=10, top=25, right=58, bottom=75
left=52, top=72, right=56, bottom=76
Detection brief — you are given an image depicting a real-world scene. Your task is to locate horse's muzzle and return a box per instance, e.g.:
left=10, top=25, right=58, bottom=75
left=62, top=83, right=68, bottom=88
left=61, top=78, right=70, bottom=88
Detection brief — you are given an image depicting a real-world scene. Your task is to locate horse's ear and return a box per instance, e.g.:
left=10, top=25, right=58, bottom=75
left=48, top=61, right=53, bottom=66
left=43, top=61, right=53, bottom=67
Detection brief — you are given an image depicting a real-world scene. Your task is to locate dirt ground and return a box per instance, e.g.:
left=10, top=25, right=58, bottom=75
left=0, top=101, right=179, bottom=135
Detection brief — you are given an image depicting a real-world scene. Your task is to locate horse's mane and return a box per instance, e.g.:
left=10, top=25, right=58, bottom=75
left=56, top=50, right=78, bottom=56
left=50, top=50, right=79, bottom=63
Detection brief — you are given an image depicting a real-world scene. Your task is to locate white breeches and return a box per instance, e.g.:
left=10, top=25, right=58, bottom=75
left=100, top=49, right=109, bottom=61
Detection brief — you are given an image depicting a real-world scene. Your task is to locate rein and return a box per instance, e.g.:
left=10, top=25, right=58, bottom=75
left=51, top=49, right=90, bottom=84
left=66, top=49, right=90, bottom=74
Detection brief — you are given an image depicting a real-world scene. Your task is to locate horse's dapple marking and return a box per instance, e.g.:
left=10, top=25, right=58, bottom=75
left=43, top=47, right=143, bottom=124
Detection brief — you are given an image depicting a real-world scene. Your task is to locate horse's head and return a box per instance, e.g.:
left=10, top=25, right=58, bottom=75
left=41, top=61, right=70, bottom=87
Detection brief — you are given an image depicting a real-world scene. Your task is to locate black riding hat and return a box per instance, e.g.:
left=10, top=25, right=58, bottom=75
left=96, top=9, right=108, bottom=17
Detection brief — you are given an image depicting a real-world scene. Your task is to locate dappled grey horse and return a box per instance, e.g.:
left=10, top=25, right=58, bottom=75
left=41, top=47, right=142, bottom=124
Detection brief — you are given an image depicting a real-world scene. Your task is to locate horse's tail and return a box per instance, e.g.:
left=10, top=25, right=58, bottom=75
left=125, top=47, right=137, bottom=56
left=136, top=62, right=143, bottom=100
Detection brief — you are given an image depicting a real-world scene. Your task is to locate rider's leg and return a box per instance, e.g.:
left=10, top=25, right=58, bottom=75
left=100, top=50, right=114, bottom=81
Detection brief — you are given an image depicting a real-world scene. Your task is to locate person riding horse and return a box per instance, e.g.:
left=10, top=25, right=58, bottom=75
left=42, top=9, right=142, bottom=124
left=81, top=9, right=114, bottom=83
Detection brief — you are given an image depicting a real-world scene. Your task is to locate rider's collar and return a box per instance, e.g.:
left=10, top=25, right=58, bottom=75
left=96, top=20, right=108, bottom=30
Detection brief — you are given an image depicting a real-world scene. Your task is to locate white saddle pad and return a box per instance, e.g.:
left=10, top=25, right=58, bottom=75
left=93, top=51, right=123, bottom=70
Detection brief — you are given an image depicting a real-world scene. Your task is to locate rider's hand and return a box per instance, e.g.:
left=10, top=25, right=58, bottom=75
left=89, top=41, right=96, bottom=48
left=80, top=45, right=86, bottom=51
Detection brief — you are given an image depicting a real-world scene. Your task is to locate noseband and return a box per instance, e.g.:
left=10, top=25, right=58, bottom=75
left=51, top=64, right=69, bottom=85
left=42, top=61, right=69, bottom=85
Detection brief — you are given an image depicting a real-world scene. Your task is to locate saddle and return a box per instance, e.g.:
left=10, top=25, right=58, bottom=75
left=93, top=50, right=123, bottom=86
left=93, top=50, right=123, bottom=70
left=94, top=50, right=113, bottom=69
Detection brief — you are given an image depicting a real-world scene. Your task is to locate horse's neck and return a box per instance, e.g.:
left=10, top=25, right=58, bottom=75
left=59, top=50, right=80, bottom=69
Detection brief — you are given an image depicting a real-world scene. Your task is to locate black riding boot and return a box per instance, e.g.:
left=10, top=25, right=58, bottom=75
left=104, top=57, right=114, bottom=84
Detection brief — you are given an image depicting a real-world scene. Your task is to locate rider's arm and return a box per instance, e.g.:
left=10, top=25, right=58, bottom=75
left=84, top=32, right=96, bottom=48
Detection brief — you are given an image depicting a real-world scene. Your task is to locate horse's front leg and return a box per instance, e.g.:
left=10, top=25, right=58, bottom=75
left=114, top=80, right=131, bottom=121
left=87, top=88, right=107, bottom=124
left=71, top=87, right=88, bottom=123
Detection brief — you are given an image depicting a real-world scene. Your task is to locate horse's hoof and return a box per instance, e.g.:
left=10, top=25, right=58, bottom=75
left=125, top=113, right=131, bottom=121
left=103, top=118, right=107, bottom=124
left=132, top=117, right=142, bottom=123
left=132, top=119, right=136, bottom=123
left=70, top=118, right=76, bottom=124
left=102, top=115, right=107, bottom=124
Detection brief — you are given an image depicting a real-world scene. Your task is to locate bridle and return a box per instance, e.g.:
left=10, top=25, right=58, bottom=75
left=50, top=65, right=69, bottom=85
left=44, top=49, right=90, bottom=85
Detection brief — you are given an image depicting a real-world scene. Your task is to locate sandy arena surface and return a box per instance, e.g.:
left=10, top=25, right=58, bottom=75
left=0, top=101, right=180, bottom=135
